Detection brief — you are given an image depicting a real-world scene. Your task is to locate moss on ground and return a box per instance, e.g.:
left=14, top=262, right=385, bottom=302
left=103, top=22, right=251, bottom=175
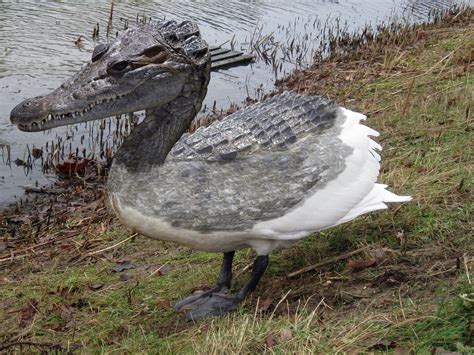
left=0, top=7, right=472, bottom=354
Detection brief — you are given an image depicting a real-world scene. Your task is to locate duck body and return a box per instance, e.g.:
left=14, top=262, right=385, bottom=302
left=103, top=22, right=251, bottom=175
left=10, top=20, right=411, bottom=320
left=109, top=92, right=410, bottom=255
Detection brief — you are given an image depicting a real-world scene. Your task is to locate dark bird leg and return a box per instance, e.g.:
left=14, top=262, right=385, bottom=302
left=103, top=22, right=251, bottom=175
left=235, top=255, right=269, bottom=300
left=217, top=250, right=235, bottom=290
left=173, top=251, right=235, bottom=308
left=174, top=252, right=269, bottom=321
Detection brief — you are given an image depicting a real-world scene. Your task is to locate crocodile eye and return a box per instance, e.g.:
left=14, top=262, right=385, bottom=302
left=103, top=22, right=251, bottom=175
left=112, top=61, right=128, bottom=70
left=92, top=43, right=109, bottom=62
left=107, top=60, right=129, bottom=75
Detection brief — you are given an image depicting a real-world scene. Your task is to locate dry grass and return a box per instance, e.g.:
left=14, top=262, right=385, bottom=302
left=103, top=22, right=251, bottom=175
left=0, top=7, right=473, bottom=354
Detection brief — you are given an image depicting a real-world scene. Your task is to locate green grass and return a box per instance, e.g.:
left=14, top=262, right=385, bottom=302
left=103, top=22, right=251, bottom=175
left=1, top=13, right=473, bottom=354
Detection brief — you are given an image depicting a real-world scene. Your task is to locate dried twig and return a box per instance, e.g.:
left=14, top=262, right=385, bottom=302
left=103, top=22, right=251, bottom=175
left=106, top=0, right=114, bottom=38
left=0, top=232, right=81, bottom=263
left=148, top=263, right=169, bottom=277
left=83, top=233, right=137, bottom=257
left=268, top=289, right=291, bottom=321
left=287, top=247, right=368, bottom=278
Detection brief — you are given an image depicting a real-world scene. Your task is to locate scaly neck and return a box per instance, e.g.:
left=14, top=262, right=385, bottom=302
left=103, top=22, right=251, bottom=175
left=113, top=71, right=209, bottom=172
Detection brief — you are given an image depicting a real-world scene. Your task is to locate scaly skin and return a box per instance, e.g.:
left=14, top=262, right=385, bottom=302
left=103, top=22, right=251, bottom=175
left=10, top=20, right=210, bottom=132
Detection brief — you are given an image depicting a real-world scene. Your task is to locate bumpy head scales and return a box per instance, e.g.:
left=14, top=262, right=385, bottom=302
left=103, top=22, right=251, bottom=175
left=10, top=20, right=210, bottom=132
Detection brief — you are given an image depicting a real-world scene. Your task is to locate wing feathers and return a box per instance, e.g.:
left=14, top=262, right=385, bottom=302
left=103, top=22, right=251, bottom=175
left=252, top=107, right=411, bottom=239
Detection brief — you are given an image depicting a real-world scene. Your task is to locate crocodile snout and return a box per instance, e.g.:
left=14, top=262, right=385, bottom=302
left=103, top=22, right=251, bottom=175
left=10, top=96, right=49, bottom=127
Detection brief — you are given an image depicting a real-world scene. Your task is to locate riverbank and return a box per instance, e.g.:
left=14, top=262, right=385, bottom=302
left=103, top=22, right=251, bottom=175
left=0, top=7, right=472, bottom=353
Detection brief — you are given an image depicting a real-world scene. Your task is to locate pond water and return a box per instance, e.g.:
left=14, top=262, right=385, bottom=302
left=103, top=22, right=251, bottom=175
left=0, top=0, right=467, bottom=206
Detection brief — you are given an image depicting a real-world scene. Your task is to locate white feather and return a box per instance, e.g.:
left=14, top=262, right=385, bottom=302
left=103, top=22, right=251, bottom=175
left=252, top=108, right=411, bottom=242
left=337, top=183, right=412, bottom=225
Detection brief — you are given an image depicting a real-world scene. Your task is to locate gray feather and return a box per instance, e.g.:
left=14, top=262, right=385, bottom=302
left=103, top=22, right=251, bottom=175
left=112, top=92, right=353, bottom=232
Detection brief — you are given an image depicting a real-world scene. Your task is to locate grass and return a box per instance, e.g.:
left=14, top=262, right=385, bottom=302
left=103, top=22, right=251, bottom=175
left=0, top=8, right=473, bottom=354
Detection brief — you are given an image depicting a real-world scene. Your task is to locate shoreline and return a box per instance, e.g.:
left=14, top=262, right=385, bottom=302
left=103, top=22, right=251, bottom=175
left=0, top=6, right=472, bottom=353
left=1, top=6, right=470, bottom=237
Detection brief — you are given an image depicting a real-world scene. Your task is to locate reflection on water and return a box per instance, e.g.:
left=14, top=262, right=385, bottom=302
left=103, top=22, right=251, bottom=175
left=0, top=0, right=466, bottom=206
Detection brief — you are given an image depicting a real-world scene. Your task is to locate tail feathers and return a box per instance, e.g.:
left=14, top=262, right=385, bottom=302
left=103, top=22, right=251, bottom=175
left=337, top=183, right=412, bottom=225
left=375, top=184, right=412, bottom=203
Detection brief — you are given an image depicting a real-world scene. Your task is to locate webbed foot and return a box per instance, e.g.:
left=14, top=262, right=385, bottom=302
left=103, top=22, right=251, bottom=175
left=174, top=289, right=240, bottom=321
left=173, top=253, right=269, bottom=321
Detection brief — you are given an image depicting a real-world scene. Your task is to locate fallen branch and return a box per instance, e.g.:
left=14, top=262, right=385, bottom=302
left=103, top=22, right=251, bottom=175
left=287, top=247, right=368, bottom=278
left=0, top=253, right=28, bottom=264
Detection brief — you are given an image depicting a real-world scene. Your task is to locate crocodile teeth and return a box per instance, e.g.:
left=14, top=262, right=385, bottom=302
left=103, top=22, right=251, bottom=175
left=31, top=93, right=129, bottom=127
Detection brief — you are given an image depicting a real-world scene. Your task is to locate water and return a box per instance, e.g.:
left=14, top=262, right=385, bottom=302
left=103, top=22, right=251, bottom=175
left=0, top=0, right=467, bottom=206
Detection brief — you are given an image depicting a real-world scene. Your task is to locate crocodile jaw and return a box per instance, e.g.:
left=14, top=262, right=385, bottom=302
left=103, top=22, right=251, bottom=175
left=10, top=24, right=206, bottom=132
left=10, top=67, right=188, bottom=132
left=11, top=92, right=130, bottom=132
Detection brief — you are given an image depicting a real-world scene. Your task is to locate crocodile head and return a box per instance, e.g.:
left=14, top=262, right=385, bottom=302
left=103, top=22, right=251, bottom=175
left=10, top=21, right=209, bottom=132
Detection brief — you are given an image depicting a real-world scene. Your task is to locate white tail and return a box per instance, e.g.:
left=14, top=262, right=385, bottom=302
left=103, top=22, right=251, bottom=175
left=337, top=183, right=412, bottom=225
